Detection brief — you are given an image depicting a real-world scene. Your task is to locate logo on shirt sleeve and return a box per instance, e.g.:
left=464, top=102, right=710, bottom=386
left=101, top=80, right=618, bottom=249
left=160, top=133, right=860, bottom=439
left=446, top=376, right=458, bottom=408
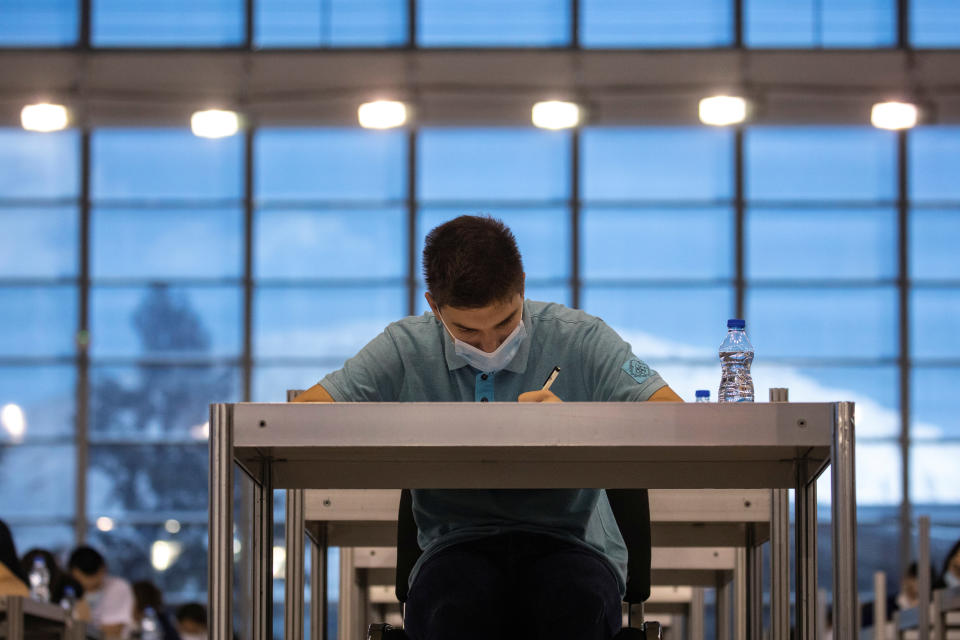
left=622, top=359, right=651, bottom=384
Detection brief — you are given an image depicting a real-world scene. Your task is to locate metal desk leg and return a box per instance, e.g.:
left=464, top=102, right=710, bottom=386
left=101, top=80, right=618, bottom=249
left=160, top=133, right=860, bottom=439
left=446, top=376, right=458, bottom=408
left=716, top=572, right=732, bottom=640
left=689, top=587, right=705, bottom=640
left=746, top=524, right=763, bottom=640
left=286, top=489, right=305, bottom=640
left=771, top=489, right=791, bottom=640
left=209, top=403, right=235, bottom=640
left=919, top=515, right=932, bottom=640
left=735, top=548, right=748, bottom=640
left=5, top=596, right=24, bottom=640
left=795, top=465, right=818, bottom=640
left=832, top=402, right=858, bottom=640
left=252, top=460, right=274, bottom=640
left=310, top=533, right=328, bottom=640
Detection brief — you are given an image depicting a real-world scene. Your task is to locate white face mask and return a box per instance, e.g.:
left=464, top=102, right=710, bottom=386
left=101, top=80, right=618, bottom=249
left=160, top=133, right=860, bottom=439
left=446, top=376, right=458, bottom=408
left=945, top=570, right=960, bottom=588
left=437, top=308, right=526, bottom=374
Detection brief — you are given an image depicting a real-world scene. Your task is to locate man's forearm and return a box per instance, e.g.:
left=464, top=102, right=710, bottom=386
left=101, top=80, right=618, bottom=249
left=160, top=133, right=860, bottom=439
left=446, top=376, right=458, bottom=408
left=292, top=383, right=335, bottom=402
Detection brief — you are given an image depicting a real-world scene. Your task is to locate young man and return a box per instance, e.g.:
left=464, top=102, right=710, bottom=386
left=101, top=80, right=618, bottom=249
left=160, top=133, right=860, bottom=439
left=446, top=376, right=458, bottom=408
left=68, top=546, right=135, bottom=640
left=294, top=215, right=681, bottom=640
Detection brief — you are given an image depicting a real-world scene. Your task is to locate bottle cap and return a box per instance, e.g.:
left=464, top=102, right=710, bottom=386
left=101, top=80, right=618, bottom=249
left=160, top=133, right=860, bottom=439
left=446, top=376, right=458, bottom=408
left=727, top=318, right=745, bottom=329
left=33, top=557, right=45, bottom=566
left=695, top=390, right=710, bottom=398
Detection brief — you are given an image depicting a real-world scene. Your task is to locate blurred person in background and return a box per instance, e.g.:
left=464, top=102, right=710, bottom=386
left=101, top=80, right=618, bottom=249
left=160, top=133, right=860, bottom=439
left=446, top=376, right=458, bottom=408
left=0, top=520, right=29, bottom=597
left=896, top=562, right=935, bottom=610
left=69, top=545, right=134, bottom=640
left=174, top=602, right=207, bottom=640
left=939, top=538, right=960, bottom=589
left=132, top=580, right=181, bottom=640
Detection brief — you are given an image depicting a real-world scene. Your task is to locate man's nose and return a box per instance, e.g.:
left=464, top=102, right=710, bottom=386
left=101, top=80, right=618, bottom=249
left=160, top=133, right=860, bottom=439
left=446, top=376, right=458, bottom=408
left=479, top=335, right=501, bottom=353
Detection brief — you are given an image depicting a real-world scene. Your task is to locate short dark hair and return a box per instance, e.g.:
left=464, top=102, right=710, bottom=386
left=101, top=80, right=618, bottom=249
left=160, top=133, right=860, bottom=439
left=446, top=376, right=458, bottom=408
left=422, top=215, right=524, bottom=309
left=176, top=603, right=208, bottom=627
left=68, top=545, right=105, bottom=575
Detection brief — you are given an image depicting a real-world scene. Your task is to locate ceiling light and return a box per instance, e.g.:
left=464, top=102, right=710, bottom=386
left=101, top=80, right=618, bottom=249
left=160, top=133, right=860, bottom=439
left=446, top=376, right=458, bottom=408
left=871, top=101, right=918, bottom=130
left=191, top=109, right=240, bottom=138
left=96, top=517, right=115, bottom=532
left=699, top=96, right=748, bottom=126
left=532, top=101, right=581, bottom=130
left=1, top=404, right=25, bottom=442
left=358, top=101, right=407, bottom=129
left=21, top=103, right=69, bottom=132
left=151, top=540, right=182, bottom=572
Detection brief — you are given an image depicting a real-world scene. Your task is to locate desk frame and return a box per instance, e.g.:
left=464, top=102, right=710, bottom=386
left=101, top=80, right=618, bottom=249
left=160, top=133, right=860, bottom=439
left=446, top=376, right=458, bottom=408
left=208, top=401, right=857, bottom=640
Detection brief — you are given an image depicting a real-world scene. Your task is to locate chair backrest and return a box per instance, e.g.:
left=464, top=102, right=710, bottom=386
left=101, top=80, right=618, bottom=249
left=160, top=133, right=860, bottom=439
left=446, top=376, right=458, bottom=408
left=393, top=489, right=651, bottom=605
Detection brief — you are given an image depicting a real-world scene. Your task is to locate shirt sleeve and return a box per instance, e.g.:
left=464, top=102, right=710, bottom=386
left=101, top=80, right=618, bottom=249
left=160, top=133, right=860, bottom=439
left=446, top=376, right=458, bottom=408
left=579, top=318, right=667, bottom=402
left=96, top=577, right=135, bottom=627
left=319, top=327, right=405, bottom=402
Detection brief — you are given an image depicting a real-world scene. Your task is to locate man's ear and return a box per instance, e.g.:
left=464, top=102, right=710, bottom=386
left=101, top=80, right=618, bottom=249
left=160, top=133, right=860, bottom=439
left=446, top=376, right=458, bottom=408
left=424, top=291, right=439, bottom=316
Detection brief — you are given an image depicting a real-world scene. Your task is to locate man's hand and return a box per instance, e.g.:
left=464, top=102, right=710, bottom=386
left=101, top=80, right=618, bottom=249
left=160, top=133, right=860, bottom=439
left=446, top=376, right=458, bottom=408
left=517, top=389, right=562, bottom=403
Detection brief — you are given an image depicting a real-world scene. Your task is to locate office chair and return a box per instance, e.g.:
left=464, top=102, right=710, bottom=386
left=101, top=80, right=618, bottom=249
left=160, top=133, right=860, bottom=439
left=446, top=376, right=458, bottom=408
left=368, top=489, right=662, bottom=639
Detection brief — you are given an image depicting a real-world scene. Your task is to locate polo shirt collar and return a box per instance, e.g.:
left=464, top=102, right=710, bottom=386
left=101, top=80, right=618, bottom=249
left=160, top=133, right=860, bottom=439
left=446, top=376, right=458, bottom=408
left=438, top=299, right=532, bottom=375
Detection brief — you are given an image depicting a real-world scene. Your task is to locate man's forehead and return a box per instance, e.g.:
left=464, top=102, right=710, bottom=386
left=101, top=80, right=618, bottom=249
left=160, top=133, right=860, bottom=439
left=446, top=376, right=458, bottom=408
left=444, top=296, right=522, bottom=328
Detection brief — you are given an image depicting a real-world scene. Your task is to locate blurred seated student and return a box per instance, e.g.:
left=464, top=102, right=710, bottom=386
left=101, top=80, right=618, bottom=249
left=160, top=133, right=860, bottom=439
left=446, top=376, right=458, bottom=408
left=132, top=580, right=181, bottom=640
left=69, top=545, right=134, bottom=640
left=0, top=520, right=29, bottom=597
left=939, top=538, right=960, bottom=589
left=174, top=602, right=207, bottom=640
left=897, top=561, right=936, bottom=610
left=53, top=573, right=93, bottom=621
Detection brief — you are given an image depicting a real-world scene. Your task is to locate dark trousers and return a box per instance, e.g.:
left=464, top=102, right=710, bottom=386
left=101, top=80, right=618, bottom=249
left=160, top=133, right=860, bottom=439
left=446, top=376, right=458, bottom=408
left=404, top=532, right=622, bottom=640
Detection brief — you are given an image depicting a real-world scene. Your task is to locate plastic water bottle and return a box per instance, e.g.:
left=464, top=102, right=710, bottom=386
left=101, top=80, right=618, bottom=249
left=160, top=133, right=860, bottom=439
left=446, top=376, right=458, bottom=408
left=718, top=318, right=754, bottom=403
left=28, top=557, right=51, bottom=602
left=60, top=585, right=77, bottom=613
left=695, top=389, right=711, bottom=403
left=141, top=607, right=161, bottom=640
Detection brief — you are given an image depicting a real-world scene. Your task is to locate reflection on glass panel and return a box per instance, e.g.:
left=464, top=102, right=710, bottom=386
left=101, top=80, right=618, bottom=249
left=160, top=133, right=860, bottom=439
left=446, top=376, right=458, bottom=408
left=0, top=0, right=77, bottom=46
left=93, top=208, right=242, bottom=279
left=92, top=0, right=244, bottom=46
left=252, top=365, right=338, bottom=402
left=582, top=128, right=733, bottom=202
left=91, top=285, right=242, bottom=359
left=0, top=366, right=74, bottom=443
left=911, top=443, right=960, bottom=504
left=418, top=0, right=568, bottom=46
left=909, top=128, right=960, bottom=202
left=747, top=287, right=897, bottom=359
left=912, top=367, right=960, bottom=439
left=256, top=209, right=405, bottom=279
left=4, top=524, right=74, bottom=557
left=92, top=130, right=243, bottom=200
left=583, top=208, right=732, bottom=279
left=254, top=286, right=406, bottom=358
left=0, top=286, right=76, bottom=357
left=256, top=0, right=407, bottom=46
left=747, top=208, right=896, bottom=280
left=418, top=208, right=570, bottom=281
left=87, top=523, right=207, bottom=600
left=582, top=286, right=733, bottom=358
left=0, top=444, right=75, bottom=517
left=910, top=210, right=960, bottom=281
left=90, top=366, right=239, bottom=442
left=581, top=0, right=731, bottom=47
left=746, top=128, right=897, bottom=202
left=0, top=208, right=77, bottom=278
left=256, top=129, right=406, bottom=202
left=0, top=130, right=78, bottom=199
left=748, top=364, right=899, bottom=438
left=88, top=444, right=207, bottom=516
left=419, top=129, right=569, bottom=202
left=911, top=0, right=960, bottom=47
left=746, top=0, right=895, bottom=47
left=911, top=289, right=960, bottom=360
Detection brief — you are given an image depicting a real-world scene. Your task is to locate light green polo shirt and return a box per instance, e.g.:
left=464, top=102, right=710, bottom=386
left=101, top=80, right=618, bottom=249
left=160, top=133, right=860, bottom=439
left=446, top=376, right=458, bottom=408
left=320, top=300, right=667, bottom=596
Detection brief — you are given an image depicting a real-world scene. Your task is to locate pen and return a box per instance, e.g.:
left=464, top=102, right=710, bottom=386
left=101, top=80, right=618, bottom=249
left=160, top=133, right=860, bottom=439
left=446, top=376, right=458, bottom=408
left=541, top=366, right=561, bottom=391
